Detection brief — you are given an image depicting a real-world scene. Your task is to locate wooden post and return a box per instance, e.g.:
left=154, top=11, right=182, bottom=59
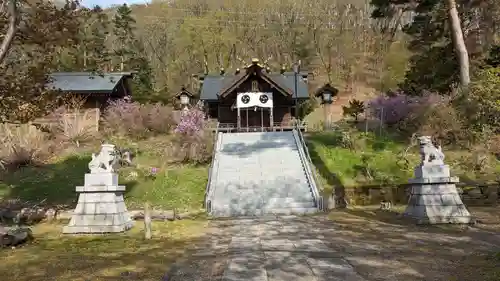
left=144, top=202, right=152, bottom=240
left=260, top=107, right=263, bottom=131
left=270, top=107, right=274, bottom=131
left=323, top=103, right=328, bottom=130
left=237, top=107, right=241, bottom=131
left=246, top=108, right=249, bottom=132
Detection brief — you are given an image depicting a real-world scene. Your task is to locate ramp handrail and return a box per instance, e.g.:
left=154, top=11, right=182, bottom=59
left=293, top=123, right=323, bottom=210
left=204, top=122, right=220, bottom=212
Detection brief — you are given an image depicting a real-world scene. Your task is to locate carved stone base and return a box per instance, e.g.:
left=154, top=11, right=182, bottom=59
left=403, top=177, right=473, bottom=224
left=84, top=173, right=119, bottom=186
left=63, top=173, right=134, bottom=234
left=413, top=164, right=451, bottom=179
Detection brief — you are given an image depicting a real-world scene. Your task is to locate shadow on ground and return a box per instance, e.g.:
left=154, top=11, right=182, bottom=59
left=166, top=207, right=500, bottom=281
left=305, top=133, right=347, bottom=207
left=220, top=131, right=298, bottom=158
left=0, top=220, right=208, bottom=281
left=325, top=207, right=500, bottom=281
left=0, top=155, right=138, bottom=208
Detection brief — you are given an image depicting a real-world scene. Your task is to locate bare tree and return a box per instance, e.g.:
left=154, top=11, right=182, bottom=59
left=446, top=0, right=470, bottom=86
left=0, top=0, right=18, bottom=64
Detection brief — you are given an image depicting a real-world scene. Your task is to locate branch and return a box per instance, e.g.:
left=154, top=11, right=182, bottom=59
left=0, top=0, right=18, bottom=65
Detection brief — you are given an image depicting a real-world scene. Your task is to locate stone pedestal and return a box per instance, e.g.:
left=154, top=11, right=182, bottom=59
left=403, top=164, right=473, bottom=224
left=63, top=173, right=134, bottom=234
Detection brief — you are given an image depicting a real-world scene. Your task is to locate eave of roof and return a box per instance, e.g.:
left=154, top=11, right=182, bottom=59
left=175, top=87, right=196, bottom=98
left=314, top=83, right=339, bottom=97
left=199, top=66, right=310, bottom=101
left=47, top=72, right=133, bottom=94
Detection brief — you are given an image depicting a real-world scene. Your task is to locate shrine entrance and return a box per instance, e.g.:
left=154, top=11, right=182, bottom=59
left=199, top=58, right=311, bottom=132
left=240, top=107, right=271, bottom=129
left=236, top=92, right=274, bottom=131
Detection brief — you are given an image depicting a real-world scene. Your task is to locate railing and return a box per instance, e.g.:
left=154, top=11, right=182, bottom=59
left=293, top=122, right=323, bottom=211
left=211, top=120, right=308, bottom=133
left=204, top=122, right=220, bottom=213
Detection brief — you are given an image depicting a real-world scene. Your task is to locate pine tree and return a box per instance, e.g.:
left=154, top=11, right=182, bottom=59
left=56, top=5, right=111, bottom=72
left=84, top=5, right=111, bottom=72
left=112, top=3, right=135, bottom=72
left=112, top=3, right=153, bottom=102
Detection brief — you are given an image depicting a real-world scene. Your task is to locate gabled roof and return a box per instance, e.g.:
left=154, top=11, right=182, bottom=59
left=199, top=64, right=310, bottom=101
left=314, top=83, right=339, bottom=98
left=174, top=87, right=196, bottom=99
left=218, top=64, right=294, bottom=98
left=47, top=72, right=134, bottom=94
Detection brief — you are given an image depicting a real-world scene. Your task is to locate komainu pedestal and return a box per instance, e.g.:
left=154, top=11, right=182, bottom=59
left=403, top=136, right=473, bottom=224
left=63, top=144, right=134, bottom=234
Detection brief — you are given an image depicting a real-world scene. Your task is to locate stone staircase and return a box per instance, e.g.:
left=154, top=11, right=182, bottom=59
left=206, top=131, right=319, bottom=217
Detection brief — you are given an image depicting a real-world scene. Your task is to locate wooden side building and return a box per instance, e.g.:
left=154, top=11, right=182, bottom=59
left=41, top=72, right=135, bottom=131
left=48, top=72, right=134, bottom=107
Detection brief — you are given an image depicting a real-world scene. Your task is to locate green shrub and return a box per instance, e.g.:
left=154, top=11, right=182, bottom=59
left=458, top=67, right=500, bottom=134
left=342, top=99, right=365, bottom=121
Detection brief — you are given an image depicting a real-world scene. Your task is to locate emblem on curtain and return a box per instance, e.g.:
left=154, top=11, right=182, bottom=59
left=236, top=92, right=273, bottom=108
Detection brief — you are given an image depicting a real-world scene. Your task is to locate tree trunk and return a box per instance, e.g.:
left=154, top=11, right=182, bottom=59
left=446, top=0, right=470, bottom=87
left=0, top=0, right=18, bottom=65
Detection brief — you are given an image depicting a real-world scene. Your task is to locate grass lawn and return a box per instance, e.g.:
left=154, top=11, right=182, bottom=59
left=0, top=219, right=209, bottom=281
left=0, top=135, right=212, bottom=280
left=0, top=135, right=209, bottom=211
left=306, top=128, right=500, bottom=193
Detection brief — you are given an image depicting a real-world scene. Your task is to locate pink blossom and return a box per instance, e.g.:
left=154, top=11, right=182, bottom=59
left=367, top=91, right=445, bottom=125
left=174, top=107, right=206, bottom=136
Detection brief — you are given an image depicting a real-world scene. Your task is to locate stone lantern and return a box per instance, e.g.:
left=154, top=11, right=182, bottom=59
left=175, top=87, right=195, bottom=111
left=315, top=83, right=339, bottom=129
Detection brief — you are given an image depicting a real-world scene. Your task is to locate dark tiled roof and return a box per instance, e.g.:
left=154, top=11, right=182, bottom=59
left=269, top=74, right=308, bottom=98
left=200, top=72, right=309, bottom=101
left=314, top=83, right=339, bottom=97
left=200, top=75, right=225, bottom=101
left=47, top=72, right=134, bottom=94
left=174, top=87, right=195, bottom=98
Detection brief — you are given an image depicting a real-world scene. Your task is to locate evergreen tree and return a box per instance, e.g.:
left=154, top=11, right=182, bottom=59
left=370, top=0, right=480, bottom=94
left=112, top=4, right=136, bottom=71
left=112, top=3, right=153, bottom=103
left=84, top=5, right=111, bottom=72
left=56, top=5, right=111, bottom=72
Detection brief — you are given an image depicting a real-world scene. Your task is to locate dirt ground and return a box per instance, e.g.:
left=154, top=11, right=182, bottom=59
left=167, top=205, right=500, bottom=281
left=11, top=206, right=496, bottom=281
left=326, top=206, right=500, bottom=281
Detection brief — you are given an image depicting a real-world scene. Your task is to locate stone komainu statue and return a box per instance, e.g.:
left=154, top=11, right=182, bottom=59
left=418, top=136, right=445, bottom=165
left=88, top=144, right=118, bottom=173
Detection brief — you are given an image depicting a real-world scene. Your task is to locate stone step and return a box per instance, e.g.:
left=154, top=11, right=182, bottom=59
left=208, top=131, right=318, bottom=218
left=214, top=179, right=309, bottom=187
left=217, top=157, right=302, bottom=164
left=216, top=169, right=306, bottom=175
left=211, top=207, right=318, bottom=217
left=212, top=188, right=314, bottom=200
left=267, top=197, right=315, bottom=205
left=212, top=198, right=316, bottom=210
